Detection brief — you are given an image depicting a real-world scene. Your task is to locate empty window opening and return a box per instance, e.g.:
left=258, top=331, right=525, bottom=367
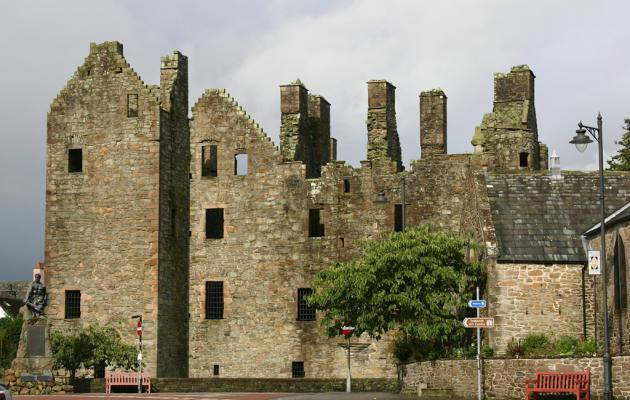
left=308, top=209, right=325, bottom=237
left=68, top=148, right=83, bottom=173
left=205, top=281, right=224, bottom=319
left=86, top=69, right=91, bottom=76
left=115, top=66, right=123, bottom=74
left=297, top=288, right=316, bottom=321
left=127, top=94, right=138, bottom=118
left=202, top=145, right=218, bottom=177
left=292, top=361, right=305, bottom=378
left=614, top=235, right=627, bottom=312
left=213, top=364, right=220, bottom=376
left=394, top=204, right=404, bottom=232
left=519, top=152, right=529, bottom=168
left=339, top=237, right=345, bottom=248
left=234, top=153, right=248, bottom=176
left=189, top=173, right=193, bottom=180
left=206, top=208, right=224, bottom=239
left=65, top=290, right=81, bottom=319
left=343, top=179, right=351, bottom=193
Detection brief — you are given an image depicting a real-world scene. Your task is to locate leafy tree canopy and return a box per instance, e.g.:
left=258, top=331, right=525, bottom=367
left=0, top=313, right=23, bottom=369
left=51, top=324, right=137, bottom=378
left=607, top=118, right=630, bottom=171
left=308, top=225, right=484, bottom=354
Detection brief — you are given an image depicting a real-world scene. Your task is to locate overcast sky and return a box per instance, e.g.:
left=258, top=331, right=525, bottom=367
left=1, top=0, right=629, bottom=281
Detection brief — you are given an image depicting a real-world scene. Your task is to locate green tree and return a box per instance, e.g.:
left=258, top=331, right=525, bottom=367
left=0, top=313, right=23, bottom=369
left=308, top=225, right=484, bottom=361
left=51, top=324, right=138, bottom=378
left=608, top=118, right=630, bottom=171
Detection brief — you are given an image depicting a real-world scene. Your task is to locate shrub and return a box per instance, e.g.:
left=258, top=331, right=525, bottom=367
left=507, top=337, right=524, bottom=358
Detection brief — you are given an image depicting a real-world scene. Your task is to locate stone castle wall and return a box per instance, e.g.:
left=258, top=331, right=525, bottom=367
left=399, top=356, right=630, bottom=400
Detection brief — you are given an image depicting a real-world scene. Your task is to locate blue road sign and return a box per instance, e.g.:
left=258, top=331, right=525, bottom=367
left=468, top=300, right=486, bottom=308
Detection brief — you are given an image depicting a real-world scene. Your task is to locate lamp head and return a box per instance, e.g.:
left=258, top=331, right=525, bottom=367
left=570, top=126, right=592, bottom=153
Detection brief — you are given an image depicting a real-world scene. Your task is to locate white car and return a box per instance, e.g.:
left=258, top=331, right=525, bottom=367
left=0, top=384, right=12, bottom=400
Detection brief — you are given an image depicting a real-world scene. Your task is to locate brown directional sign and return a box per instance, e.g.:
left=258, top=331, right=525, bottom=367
left=463, top=317, right=494, bottom=328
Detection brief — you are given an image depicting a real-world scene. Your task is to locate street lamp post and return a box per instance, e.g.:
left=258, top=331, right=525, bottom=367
left=569, top=113, right=613, bottom=400
left=341, top=326, right=355, bottom=393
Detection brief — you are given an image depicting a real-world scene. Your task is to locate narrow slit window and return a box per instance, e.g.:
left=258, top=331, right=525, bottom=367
left=519, top=152, right=529, bottom=168
left=339, top=237, right=345, bottom=248
left=308, top=209, right=325, bottom=237
left=205, top=281, right=224, bottom=319
left=68, top=148, right=83, bottom=173
left=234, top=153, right=248, bottom=176
left=65, top=290, right=81, bottom=319
left=127, top=93, right=138, bottom=118
left=213, top=365, right=220, bottom=376
left=614, top=235, right=627, bottom=312
left=394, top=204, right=403, bottom=232
left=206, top=208, right=224, bottom=239
left=171, top=208, right=177, bottom=237
left=202, top=145, right=218, bottom=177
left=343, top=179, right=350, bottom=193
left=297, top=288, right=316, bottom=321
left=292, top=361, right=305, bottom=378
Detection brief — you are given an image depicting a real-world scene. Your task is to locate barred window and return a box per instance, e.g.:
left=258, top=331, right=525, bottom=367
left=213, top=364, right=220, bottom=376
left=292, top=361, right=305, bottom=378
left=65, top=290, right=81, bottom=319
left=205, top=281, right=224, bottom=319
left=297, top=288, right=315, bottom=321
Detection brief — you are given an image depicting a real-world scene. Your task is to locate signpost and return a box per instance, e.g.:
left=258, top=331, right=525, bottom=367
left=465, top=288, right=494, bottom=400
left=341, top=326, right=355, bottom=393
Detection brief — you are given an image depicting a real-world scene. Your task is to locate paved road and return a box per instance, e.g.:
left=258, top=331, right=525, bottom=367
left=13, top=392, right=413, bottom=400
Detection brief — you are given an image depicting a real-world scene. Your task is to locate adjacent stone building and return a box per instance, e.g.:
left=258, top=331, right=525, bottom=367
left=42, top=41, right=630, bottom=379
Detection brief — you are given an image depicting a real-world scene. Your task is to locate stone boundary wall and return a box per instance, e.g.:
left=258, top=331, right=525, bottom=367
left=75, top=377, right=398, bottom=393
left=399, top=356, right=630, bottom=400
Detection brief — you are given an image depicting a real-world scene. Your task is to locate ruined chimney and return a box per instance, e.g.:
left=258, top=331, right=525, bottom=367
left=330, top=138, right=337, bottom=162
left=160, top=51, right=188, bottom=113
left=308, top=94, right=331, bottom=177
left=539, top=143, right=549, bottom=170
left=420, top=89, right=447, bottom=158
left=280, top=80, right=309, bottom=167
left=494, top=65, right=535, bottom=105
left=366, top=80, right=402, bottom=171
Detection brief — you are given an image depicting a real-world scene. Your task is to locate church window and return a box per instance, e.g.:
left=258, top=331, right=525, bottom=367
left=292, top=361, right=305, bottom=378
left=68, top=148, right=82, bottom=173
left=234, top=153, right=248, bottom=176
left=65, top=290, right=81, bottom=319
left=205, top=281, right=224, bottom=319
left=206, top=208, right=224, bottom=239
left=614, top=234, right=627, bottom=312
left=202, top=145, right=217, bottom=177
left=308, top=209, right=325, bottom=237
left=297, top=288, right=316, bottom=321
left=127, top=94, right=138, bottom=117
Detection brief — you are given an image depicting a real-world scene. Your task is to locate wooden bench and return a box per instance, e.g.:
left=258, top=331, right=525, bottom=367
left=524, top=370, right=590, bottom=400
left=105, top=371, right=151, bottom=393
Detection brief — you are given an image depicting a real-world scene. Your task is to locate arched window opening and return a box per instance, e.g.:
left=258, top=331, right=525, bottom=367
left=519, top=152, right=529, bottom=168
left=614, top=234, right=628, bottom=312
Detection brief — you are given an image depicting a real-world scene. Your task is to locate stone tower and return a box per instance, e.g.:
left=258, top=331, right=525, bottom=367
left=44, top=42, right=189, bottom=377
left=366, top=80, right=402, bottom=171
left=472, top=65, right=541, bottom=170
left=420, top=89, right=447, bottom=158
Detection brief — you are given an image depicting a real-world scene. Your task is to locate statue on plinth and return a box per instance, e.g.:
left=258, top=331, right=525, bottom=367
left=23, top=273, right=48, bottom=318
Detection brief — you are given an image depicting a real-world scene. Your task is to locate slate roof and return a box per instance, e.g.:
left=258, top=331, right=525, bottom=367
left=485, top=172, right=630, bottom=263
left=583, top=202, right=630, bottom=237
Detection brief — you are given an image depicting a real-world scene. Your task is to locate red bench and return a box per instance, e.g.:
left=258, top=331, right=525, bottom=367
left=105, top=371, right=151, bottom=393
left=524, top=370, right=590, bottom=400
